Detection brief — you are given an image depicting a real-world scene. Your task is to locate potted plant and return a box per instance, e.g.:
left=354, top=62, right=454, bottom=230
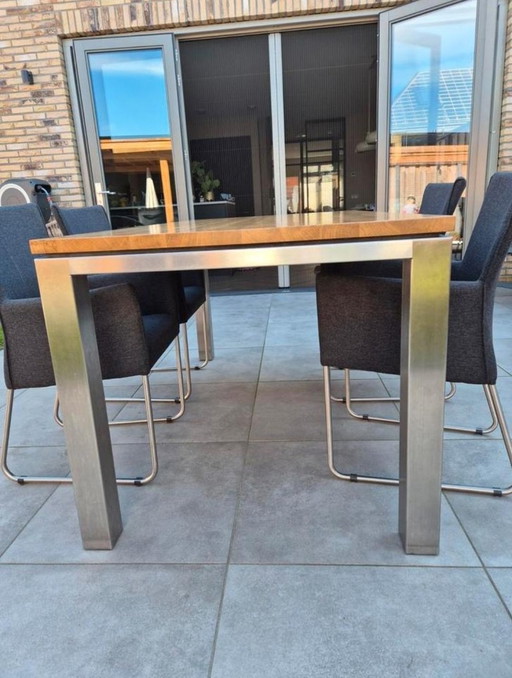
left=191, top=160, right=220, bottom=202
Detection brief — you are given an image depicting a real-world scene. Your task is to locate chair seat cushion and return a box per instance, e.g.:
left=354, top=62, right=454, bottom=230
left=316, top=272, right=497, bottom=385
left=2, top=284, right=178, bottom=388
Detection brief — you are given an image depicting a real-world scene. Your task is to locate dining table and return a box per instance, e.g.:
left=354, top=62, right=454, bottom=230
left=30, top=210, right=454, bottom=555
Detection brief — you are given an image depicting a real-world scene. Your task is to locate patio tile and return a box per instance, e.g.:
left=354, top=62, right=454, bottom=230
left=0, top=448, right=65, bottom=556
left=154, top=345, right=263, bottom=383
left=488, top=568, right=512, bottom=615
left=230, top=441, right=478, bottom=566
left=111, top=382, right=256, bottom=443
left=259, top=347, right=375, bottom=382
left=192, top=294, right=272, bottom=349
left=250, top=380, right=400, bottom=442
left=264, top=292, right=319, bottom=346
left=1, top=442, right=244, bottom=564
left=259, top=344, right=324, bottom=381
left=0, top=564, right=222, bottom=678
left=494, top=338, right=512, bottom=373
left=6, top=385, right=138, bottom=447
left=446, top=492, right=512, bottom=567
left=211, top=565, right=512, bottom=678
left=493, top=310, right=512, bottom=338
left=442, top=437, right=512, bottom=488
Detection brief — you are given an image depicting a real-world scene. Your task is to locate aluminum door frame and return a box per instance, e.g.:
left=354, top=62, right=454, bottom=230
left=376, top=0, right=504, bottom=241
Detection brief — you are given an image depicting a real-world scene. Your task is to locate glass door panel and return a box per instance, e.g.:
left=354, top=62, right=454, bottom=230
left=87, top=48, right=175, bottom=228
left=180, top=34, right=275, bottom=291
left=380, top=0, right=477, bottom=227
left=281, top=24, right=377, bottom=286
left=73, top=36, right=188, bottom=227
left=282, top=25, right=378, bottom=215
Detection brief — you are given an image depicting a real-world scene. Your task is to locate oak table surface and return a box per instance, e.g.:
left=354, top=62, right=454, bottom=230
left=31, top=211, right=454, bottom=255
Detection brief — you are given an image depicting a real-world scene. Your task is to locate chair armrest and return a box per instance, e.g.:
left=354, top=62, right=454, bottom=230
left=0, top=283, right=151, bottom=388
left=88, top=271, right=180, bottom=318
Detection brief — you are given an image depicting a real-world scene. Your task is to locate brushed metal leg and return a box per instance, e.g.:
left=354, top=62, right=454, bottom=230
left=399, top=238, right=451, bottom=555
left=196, top=271, right=214, bottom=364
left=36, top=258, right=122, bottom=550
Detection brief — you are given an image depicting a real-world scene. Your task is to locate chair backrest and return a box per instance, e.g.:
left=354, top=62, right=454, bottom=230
left=459, top=172, right=512, bottom=285
left=52, top=204, right=111, bottom=236
left=0, top=203, right=48, bottom=300
left=419, top=177, right=466, bottom=216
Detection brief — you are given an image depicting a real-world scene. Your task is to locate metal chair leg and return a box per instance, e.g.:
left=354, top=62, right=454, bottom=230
left=54, top=336, right=187, bottom=427
left=154, top=303, right=211, bottom=373
left=193, top=302, right=211, bottom=370
left=108, top=336, right=186, bottom=424
left=150, top=299, right=212, bottom=403
left=332, top=369, right=457, bottom=402
left=151, top=323, right=192, bottom=401
left=333, top=368, right=498, bottom=435
left=323, top=367, right=512, bottom=496
left=2, top=377, right=159, bottom=486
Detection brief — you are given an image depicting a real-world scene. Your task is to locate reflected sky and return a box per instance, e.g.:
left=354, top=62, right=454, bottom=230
left=87, top=2, right=476, bottom=140
left=89, top=49, right=170, bottom=139
left=391, top=0, right=476, bottom=101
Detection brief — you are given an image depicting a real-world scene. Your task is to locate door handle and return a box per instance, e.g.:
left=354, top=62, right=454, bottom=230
left=94, top=182, right=116, bottom=207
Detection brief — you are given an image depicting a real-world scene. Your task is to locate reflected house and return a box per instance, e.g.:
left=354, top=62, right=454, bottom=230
left=389, top=68, right=472, bottom=217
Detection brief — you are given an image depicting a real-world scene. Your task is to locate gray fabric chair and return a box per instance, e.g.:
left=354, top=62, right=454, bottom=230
left=53, top=204, right=210, bottom=401
left=316, top=171, right=512, bottom=495
left=321, top=177, right=466, bottom=280
left=419, top=177, right=467, bottom=216
left=0, top=203, right=180, bottom=485
left=324, top=177, right=476, bottom=429
left=52, top=204, right=186, bottom=421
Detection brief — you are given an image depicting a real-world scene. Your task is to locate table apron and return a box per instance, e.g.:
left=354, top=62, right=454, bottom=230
left=38, top=238, right=429, bottom=276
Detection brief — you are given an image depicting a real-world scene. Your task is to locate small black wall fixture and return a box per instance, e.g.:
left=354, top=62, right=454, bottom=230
left=21, top=69, right=33, bottom=85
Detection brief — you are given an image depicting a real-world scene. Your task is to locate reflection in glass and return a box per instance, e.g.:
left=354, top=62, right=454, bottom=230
left=282, top=25, right=378, bottom=216
left=88, top=49, right=176, bottom=227
left=388, top=0, right=476, bottom=217
left=180, top=35, right=275, bottom=291
left=180, top=35, right=274, bottom=220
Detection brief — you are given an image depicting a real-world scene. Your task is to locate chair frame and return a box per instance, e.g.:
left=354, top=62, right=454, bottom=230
left=323, top=369, right=512, bottom=497
left=334, top=369, right=498, bottom=436
left=339, top=178, right=470, bottom=429
left=2, top=375, right=159, bottom=486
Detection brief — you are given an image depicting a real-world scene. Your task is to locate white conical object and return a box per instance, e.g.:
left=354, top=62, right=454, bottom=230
left=145, top=168, right=159, bottom=208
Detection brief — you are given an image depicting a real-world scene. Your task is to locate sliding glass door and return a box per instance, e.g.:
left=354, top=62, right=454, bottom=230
left=179, top=33, right=277, bottom=291
left=68, top=0, right=503, bottom=273
left=377, top=0, right=503, bottom=239
left=282, top=24, right=377, bottom=215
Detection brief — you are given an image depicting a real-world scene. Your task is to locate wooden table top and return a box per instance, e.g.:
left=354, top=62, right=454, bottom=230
left=30, top=211, right=455, bottom=256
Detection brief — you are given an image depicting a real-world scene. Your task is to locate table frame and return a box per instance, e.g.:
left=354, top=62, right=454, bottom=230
left=34, top=235, right=452, bottom=555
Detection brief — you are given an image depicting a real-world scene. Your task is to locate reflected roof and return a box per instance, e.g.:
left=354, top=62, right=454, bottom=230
left=391, top=68, right=472, bottom=135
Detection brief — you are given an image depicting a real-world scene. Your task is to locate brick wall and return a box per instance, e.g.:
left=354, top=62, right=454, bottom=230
left=0, top=0, right=510, bottom=210
left=0, top=0, right=405, bottom=207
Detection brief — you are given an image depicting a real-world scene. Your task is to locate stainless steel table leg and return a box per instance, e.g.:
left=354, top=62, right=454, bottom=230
left=399, top=238, right=451, bottom=555
left=196, top=270, right=214, bottom=362
left=36, top=258, right=122, bottom=549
